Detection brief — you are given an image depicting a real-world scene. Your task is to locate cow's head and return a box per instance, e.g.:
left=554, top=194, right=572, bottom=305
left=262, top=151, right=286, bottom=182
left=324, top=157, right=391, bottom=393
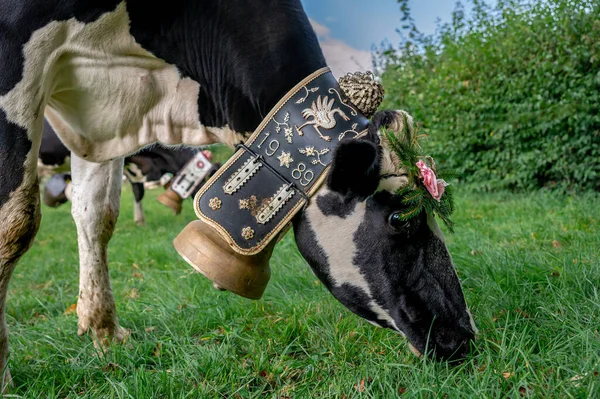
left=293, top=110, right=476, bottom=361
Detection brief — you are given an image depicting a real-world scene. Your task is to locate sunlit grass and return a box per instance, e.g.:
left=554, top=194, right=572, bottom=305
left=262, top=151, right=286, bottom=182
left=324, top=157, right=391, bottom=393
left=7, top=187, right=599, bottom=398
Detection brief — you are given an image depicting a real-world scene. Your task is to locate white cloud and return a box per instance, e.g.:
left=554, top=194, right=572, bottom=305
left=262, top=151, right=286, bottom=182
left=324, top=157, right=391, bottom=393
left=311, top=19, right=330, bottom=38
left=309, top=19, right=373, bottom=78
left=319, top=39, right=372, bottom=77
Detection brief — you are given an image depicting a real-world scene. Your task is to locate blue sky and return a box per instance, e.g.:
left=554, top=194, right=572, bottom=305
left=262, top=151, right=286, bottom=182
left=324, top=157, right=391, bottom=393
left=300, top=0, right=495, bottom=76
left=301, top=0, right=461, bottom=51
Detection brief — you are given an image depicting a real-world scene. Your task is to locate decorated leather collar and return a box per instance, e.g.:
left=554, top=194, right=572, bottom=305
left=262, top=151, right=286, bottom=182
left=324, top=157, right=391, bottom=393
left=194, top=67, right=372, bottom=254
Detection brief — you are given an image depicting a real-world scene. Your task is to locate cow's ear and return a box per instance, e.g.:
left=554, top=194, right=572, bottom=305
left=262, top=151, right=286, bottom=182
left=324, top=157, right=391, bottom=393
left=327, top=139, right=380, bottom=198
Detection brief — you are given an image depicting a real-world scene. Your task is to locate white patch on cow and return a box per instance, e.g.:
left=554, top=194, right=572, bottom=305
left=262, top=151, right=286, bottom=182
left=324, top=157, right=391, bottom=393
left=64, top=182, right=72, bottom=201
left=377, top=175, right=408, bottom=193
left=1, top=2, right=242, bottom=164
left=133, top=199, right=145, bottom=226
left=124, top=163, right=146, bottom=183
left=379, top=144, right=402, bottom=177
left=305, top=187, right=399, bottom=331
left=375, top=110, right=415, bottom=191
left=368, top=300, right=400, bottom=332
left=466, top=306, right=478, bottom=334
left=376, top=130, right=409, bottom=194
left=159, top=173, right=174, bottom=187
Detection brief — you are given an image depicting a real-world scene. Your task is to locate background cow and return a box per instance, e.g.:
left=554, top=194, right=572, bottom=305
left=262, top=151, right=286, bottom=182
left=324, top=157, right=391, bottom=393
left=39, top=119, right=215, bottom=224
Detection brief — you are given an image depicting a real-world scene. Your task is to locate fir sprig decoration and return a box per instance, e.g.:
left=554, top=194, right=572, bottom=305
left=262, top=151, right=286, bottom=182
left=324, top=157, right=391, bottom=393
left=382, top=114, right=456, bottom=232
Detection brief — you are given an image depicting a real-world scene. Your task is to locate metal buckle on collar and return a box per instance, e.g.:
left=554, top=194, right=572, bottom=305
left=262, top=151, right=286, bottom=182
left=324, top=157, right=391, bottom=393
left=233, top=143, right=310, bottom=205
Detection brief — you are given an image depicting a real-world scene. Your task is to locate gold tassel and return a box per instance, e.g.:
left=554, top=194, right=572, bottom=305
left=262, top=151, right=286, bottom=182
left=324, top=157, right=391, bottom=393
left=338, top=71, right=385, bottom=118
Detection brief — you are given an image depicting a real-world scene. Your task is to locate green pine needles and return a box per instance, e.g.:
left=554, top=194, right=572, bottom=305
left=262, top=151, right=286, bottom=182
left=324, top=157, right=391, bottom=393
left=382, top=114, right=456, bottom=232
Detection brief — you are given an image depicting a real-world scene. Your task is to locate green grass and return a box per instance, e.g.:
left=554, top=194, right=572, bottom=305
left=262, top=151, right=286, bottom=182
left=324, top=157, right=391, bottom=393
left=6, top=187, right=599, bottom=398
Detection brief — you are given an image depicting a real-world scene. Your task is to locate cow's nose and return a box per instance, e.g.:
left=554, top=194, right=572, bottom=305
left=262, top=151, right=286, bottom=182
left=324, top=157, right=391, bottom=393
left=442, top=338, right=473, bottom=362
left=432, top=326, right=475, bottom=362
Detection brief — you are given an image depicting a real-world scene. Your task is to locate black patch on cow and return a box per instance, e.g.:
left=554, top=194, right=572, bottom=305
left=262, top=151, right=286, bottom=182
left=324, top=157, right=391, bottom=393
left=316, top=192, right=356, bottom=218
left=39, top=119, right=70, bottom=166
left=293, top=212, right=388, bottom=328
left=0, top=0, right=120, bottom=96
left=125, top=0, right=326, bottom=133
left=130, top=182, right=144, bottom=203
left=1, top=1, right=120, bottom=205
left=127, top=146, right=195, bottom=182
left=72, top=0, right=122, bottom=23
left=295, top=186, right=474, bottom=360
left=293, top=211, right=333, bottom=288
left=349, top=191, right=474, bottom=359
left=332, top=283, right=393, bottom=329
left=327, top=138, right=381, bottom=198
left=0, top=110, right=32, bottom=207
left=370, top=110, right=401, bottom=132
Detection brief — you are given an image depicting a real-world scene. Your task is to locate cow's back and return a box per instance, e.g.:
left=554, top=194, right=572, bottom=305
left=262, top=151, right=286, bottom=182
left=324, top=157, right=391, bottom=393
left=1, top=0, right=325, bottom=163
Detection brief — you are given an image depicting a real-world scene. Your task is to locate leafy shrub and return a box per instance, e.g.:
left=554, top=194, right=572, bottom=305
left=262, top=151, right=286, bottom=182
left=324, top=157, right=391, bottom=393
left=377, top=0, right=600, bottom=191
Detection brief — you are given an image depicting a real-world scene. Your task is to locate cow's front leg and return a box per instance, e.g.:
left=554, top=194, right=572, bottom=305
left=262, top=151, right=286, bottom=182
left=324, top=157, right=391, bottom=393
left=130, top=182, right=146, bottom=226
left=0, top=109, right=44, bottom=390
left=70, top=154, right=128, bottom=344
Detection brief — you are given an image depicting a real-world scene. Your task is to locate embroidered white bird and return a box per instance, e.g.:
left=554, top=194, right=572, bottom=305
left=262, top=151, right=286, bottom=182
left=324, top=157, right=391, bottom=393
left=295, top=95, right=350, bottom=142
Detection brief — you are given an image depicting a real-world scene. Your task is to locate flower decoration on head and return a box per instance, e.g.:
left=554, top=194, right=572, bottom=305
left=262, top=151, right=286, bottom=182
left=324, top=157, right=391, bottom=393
left=382, top=114, right=456, bottom=231
left=415, top=160, right=448, bottom=202
left=201, top=150, right=213, bottom=161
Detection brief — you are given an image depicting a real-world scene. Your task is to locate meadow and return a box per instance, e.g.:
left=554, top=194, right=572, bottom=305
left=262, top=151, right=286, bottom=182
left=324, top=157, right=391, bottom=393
left=6, top=186, right=599, bottom=398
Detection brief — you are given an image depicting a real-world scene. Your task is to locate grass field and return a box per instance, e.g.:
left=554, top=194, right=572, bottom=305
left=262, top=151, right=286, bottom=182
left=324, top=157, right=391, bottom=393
left=5, top=186, right=599, bottom=398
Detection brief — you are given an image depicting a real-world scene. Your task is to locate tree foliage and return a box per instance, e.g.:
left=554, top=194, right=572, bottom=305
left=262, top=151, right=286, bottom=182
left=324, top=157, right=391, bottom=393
left=377, top=0, right=600, bottom=191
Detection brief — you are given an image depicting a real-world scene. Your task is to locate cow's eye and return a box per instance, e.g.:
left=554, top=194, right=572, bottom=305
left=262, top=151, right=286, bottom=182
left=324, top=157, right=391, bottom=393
left=388, top=212, right=410, bottom=231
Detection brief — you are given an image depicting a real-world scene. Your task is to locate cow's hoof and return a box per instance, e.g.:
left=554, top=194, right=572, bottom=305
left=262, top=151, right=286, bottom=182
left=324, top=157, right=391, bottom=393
left=78, top=324, right=130, bottom=348
left=173, top=219, right=276, bottom=299
left=157, top=188, right=183, bottom=215
left=1, top=369, right=13, bottom=394
left=213, top=282, right=227, bottom=291
left=105, top=326, right=130, bottom=346
left=134, top=215, right=146, bottom=226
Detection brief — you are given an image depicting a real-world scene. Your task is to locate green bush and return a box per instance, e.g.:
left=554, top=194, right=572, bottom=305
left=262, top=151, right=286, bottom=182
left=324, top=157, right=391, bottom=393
left=377, top=0, right=600, bottom=191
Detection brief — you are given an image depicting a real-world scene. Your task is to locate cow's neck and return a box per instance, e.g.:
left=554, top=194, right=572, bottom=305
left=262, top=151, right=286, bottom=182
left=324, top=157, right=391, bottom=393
left=126, top=0, right=327, bottom=135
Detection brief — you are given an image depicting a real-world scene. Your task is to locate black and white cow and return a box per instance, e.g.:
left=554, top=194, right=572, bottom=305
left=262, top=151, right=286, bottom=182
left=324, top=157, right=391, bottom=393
left=0, top=0, right=476, bottom=386
left=39, top=118, right=209, bottom=225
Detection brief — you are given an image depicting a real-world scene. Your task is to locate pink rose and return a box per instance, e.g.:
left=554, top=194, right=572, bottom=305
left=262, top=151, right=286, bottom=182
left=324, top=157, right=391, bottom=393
left=201, top=150, right=213, bottom=161
left=416, top=160, right=448, bottom=202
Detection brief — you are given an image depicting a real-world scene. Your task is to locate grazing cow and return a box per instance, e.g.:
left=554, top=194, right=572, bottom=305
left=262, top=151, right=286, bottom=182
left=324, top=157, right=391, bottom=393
left=0, top=0, right=476, bottom=386
left=39, top=119, right=212, bottom=224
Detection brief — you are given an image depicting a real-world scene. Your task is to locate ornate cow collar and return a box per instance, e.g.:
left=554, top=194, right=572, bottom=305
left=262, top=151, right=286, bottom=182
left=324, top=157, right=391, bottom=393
left=193, top=67, right=372, bottom=254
